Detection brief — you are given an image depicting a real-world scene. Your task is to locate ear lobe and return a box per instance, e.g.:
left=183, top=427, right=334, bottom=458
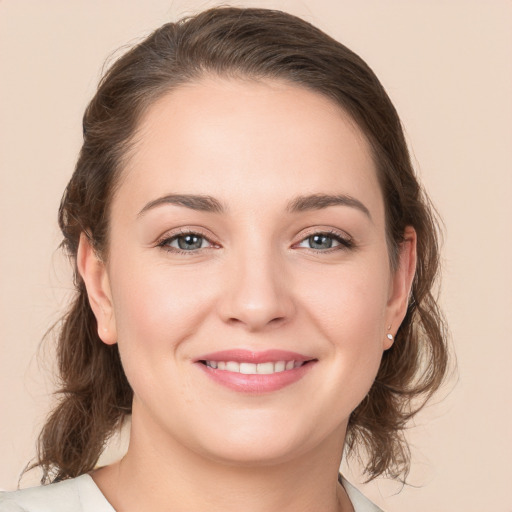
left=77, top=232, right=117, bottom=345
left=384, top=226, right=417, bottom=349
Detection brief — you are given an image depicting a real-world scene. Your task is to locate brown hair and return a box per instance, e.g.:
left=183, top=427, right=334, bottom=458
left=35, top=6, right=448, bottom=483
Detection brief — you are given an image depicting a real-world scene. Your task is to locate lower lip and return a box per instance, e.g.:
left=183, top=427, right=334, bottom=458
left=196, top=362, right=315, bottom=393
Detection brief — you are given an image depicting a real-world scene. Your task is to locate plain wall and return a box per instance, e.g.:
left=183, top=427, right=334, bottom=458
left=1, top=1, right=511, bottom=510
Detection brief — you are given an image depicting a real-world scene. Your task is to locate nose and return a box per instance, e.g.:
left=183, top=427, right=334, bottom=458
left=217, top=246, right=296, bottom=332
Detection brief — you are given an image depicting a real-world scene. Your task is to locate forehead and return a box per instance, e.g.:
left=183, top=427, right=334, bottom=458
left=115, top=77, right=384, bottom=222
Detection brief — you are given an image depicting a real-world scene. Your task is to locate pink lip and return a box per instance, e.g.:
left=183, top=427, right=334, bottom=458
left=194, top=349, right=316, bottom=394
left=196, top=349, right=313, bottom=364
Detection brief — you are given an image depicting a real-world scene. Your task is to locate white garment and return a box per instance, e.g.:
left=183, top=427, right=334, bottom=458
left=0, top=475, right=114, bottom=512
left=0, top=473, right=383, bottom=512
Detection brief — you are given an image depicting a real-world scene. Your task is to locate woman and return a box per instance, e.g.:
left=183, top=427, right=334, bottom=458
left=0, top=7, right=448, bottom=512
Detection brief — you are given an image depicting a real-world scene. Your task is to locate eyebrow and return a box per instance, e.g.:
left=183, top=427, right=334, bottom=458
left=138, top=194, right=225, bottom=217
left=287, top=193, right=372, bottom=219
left=137, top=192, right=371, bottom=219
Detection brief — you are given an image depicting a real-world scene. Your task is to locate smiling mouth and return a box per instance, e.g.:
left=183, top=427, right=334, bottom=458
left=199, top=360, right=312, bottom=375
left=195, top=349, right=317, bottom=392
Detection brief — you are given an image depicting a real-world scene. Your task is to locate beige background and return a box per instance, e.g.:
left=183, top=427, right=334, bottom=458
left=1, top=1, right=511, bottom=510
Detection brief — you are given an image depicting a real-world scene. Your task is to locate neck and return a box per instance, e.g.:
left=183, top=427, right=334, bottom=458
left=93, top=411, right=353, bottom=512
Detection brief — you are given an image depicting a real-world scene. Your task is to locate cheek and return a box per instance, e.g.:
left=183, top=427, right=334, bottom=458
left=109, top=260, right=218, bottom=360
left=298, top=258, right=390, bottom=338
left=107, top=261, right=223, bottom=414
left=296, top=258, right=390, bottom=395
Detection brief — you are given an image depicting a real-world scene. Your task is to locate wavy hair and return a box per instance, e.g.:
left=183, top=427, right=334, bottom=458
left=34, top=6, right=449, bottom=483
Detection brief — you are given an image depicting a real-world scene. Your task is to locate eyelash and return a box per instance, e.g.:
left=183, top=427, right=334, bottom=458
left=156, top=229, right=218, bottom=255
left=156, top=228, right=354, bottom=255
left=296, top=229, right=354, bottom=252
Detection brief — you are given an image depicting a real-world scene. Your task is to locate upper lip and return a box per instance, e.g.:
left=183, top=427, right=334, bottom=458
left=195, top=349, right=314, bottom=364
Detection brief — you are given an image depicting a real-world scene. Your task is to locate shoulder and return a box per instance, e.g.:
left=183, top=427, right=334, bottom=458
left=0, top=474, right=114, bottom=512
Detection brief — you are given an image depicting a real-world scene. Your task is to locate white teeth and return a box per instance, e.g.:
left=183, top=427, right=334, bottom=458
left=274, top=361, right=286, bottom=372
left=239, top=362, right=257, bottom=374
left=226, top=361, right=239, bottom=372
left=257, top=362, right=274, bottom=374
left=205, top=360, right=304, bottom=374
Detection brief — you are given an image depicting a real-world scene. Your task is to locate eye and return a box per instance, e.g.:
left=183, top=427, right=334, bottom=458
left=296, top=231, right=352, bottom=251
left=158, top=230, right=215, bottom=253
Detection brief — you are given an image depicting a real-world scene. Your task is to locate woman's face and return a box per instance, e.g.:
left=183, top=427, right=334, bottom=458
left=81, top=78, right=413, bottom=466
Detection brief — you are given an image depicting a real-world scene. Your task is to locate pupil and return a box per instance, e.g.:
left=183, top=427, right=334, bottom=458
left=310, top=234, right=332, bottom=249
left=178, top=234, right=202, bottom=250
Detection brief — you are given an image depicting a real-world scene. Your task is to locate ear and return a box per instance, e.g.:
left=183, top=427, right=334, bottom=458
left=384, top=226, right=417, bottom=350
left=77, top=232, right=117, bottom=345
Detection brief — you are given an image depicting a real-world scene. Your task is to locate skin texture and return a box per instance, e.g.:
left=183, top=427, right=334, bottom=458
left=78, top=78, right=416, bottom=512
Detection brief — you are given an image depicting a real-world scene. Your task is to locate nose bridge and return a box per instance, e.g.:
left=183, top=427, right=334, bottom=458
left=219, top=233, right=294, bottom=331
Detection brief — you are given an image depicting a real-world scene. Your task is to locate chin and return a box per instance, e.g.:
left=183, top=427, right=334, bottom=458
left=199, top=439, right=306, bottom=468
left=189, top=418, right=329, bottom=468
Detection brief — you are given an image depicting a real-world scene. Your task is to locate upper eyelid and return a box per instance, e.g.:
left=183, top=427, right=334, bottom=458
left=295, top=227, right=352, bottom=243
left=293, top=232, right=353, bottom=252
left=156, top=227, right=218, bottom=245
left=156, top=226, right=351, bottom=240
